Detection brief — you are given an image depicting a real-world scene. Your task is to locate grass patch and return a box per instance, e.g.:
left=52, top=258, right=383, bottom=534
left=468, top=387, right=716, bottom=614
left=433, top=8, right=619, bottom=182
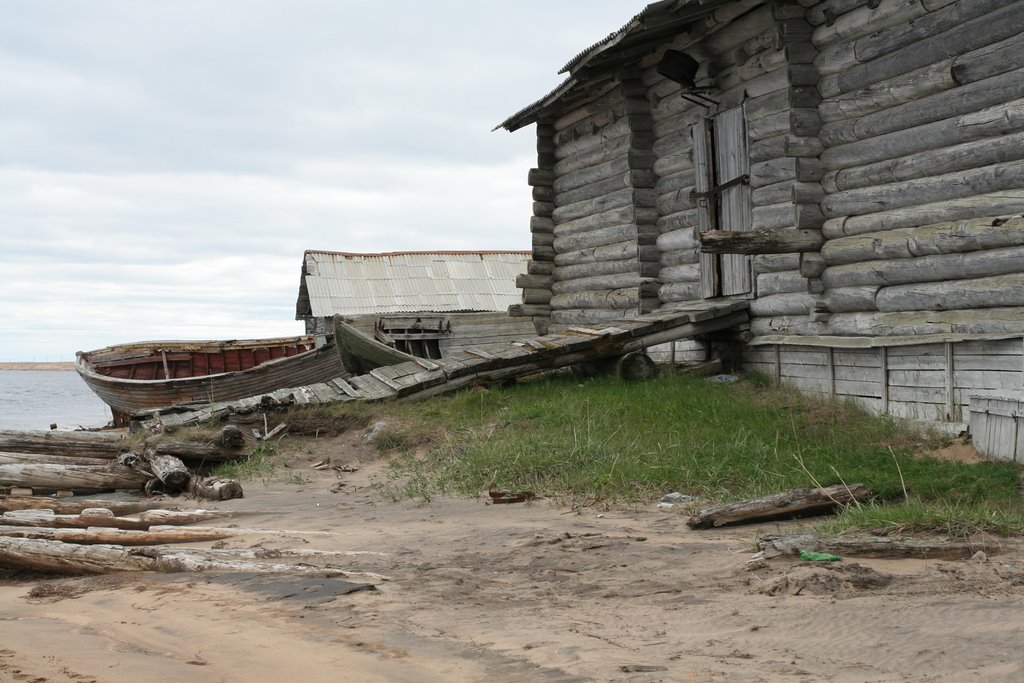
left=213, top=441, right=278, bottom=481
left=361, top=372, right=1021, bottom=532
left=819, top=499, right=1024, bottom=538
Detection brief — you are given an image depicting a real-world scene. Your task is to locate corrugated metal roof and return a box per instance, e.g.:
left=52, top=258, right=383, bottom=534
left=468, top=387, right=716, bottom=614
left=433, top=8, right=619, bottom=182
left=495, top=0, right=737, bottom=132
left=296, top=251, right=530, bottom=318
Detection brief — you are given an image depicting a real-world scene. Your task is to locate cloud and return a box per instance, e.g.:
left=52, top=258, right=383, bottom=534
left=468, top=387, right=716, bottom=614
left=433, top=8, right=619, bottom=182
left=0, top=0, right=641, bottom=359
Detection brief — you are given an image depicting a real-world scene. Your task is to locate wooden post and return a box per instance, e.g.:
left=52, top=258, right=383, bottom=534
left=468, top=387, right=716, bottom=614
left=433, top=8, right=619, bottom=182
left=945, top=341, right=955, bottom=421
left=880, top=346, right=889, bottom=415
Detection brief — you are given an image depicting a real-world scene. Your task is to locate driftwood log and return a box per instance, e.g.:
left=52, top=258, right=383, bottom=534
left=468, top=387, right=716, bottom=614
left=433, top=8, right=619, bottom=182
left=0, top=464, right=149, bottom=492
left=0, top=536, right=384, bottom=579
left=0, top=495, right=166, bottom=515
left=0, top=430, right=125, bottom=458
left=0, top=525, right=232, bottom=545
left=687, top=484, right=873, bottom=529
left=759, top=534, right=1012, bottom=560
left=190, top=477, right=244, bottom=501
left=0, top=507, right=226, bottom=530
left=149, top=440, right=249, bottom=464
left=0, top=451, right=113, bottom=467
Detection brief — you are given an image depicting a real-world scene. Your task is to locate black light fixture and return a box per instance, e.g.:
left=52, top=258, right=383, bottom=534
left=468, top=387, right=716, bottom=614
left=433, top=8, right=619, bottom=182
left=656, top=49, right=717, bottom=108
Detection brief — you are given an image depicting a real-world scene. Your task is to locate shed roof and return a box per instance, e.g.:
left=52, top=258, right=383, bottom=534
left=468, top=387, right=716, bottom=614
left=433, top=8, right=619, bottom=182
left=496, top=0, right=736, bottom=132
left=296, top=250, right=530, bottom=318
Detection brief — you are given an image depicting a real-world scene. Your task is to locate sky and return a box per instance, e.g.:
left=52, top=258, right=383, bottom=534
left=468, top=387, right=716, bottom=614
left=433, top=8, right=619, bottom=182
left=0, top=0, right=642, bottom=361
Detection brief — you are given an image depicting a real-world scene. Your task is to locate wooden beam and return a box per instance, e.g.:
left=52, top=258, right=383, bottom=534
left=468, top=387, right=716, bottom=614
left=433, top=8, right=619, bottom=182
left=700, top=228, right=825, bottom=254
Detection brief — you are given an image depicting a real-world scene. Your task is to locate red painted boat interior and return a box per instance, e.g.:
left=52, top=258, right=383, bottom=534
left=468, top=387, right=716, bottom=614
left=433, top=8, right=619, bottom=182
left=92, top=344, right=312, bottom=380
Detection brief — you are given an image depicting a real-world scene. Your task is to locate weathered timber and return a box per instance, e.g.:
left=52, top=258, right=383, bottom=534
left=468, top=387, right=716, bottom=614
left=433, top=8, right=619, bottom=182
left=553, top=135, right=631, bottom=177
left=825, top=190, right=1024, bottom=238
left=825, top=308, right=1024, bottom=337
left=0, top=536, right=385, bottom=578
left=552, top=188, right=635, bottom=225
left=821, top=216, right=1024, bottom=264
left=553, top=259, right=636, bottom=282
left=823, top=159, right=1024, bottom=218
left=828, top=131, right=1024, bottom=193
left=819, top=59, right=956, bottom=124
left=757, top=270, right=806, bottom=296
left=753, top=254, right=801, bottom=273
left=749, top=293, right=815, bottom=316
left=550, top=273, right=643, bottom=295
left=1, top=507, right=225, bottom=530
left=0, top=430, right=125, bottom=458
left=820, top=88, right=1024, bottom=171
left=149, top=440, right=251, bottom=464
left=687, top=484, right=873, bottom=529
left=700, top=228, right=824, bottom=254
left=190, top=477, right=244, bottom=501
left=659, top=282, right=702, bottom=303
left=0, top=525, right=233, bottom=545
left=0, top=464, right=148, bottom=492
left=822, top=244, right=1024, bottom=289
left=553, top=224, right=636, bottom=253
left=824, top=286, right=881, bottom=313
left=660, top=248, right=699, bottom=268
left=142, top=451, right=190, bottom=492
left=0, top=452, right=112, bottom=467
left=875, top=273, right=1024, bottom=312
left=616, top=352, right=658, bottom=381
left=811, top=0, right=935, bottom=50
left=0, top=495, right=164, bottom=515
left=549, top=289, right=641, bottom=311
left=220, top=424, right=245, bottom=449
left=759, top=534, right=1012, bottom=560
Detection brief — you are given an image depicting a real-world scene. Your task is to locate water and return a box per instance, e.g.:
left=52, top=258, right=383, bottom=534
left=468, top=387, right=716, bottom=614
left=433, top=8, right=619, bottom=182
left=0, top=371, right=112, bottom=430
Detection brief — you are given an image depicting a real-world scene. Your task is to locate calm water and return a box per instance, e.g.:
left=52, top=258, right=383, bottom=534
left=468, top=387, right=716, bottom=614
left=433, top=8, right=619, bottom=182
left=0, top=371, right=112, bottom=430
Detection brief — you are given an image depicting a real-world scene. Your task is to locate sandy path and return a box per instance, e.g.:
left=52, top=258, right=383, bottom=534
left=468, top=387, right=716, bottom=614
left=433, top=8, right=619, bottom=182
left=2, top=435, right=1023, bottom=682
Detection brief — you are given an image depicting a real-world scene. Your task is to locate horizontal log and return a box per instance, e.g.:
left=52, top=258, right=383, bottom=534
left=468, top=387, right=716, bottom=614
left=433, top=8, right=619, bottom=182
left=823, top=159, right=1024, bottom=218
left=749, top=134, right=823, bottom=163
left=688, top=484, right=873, bottom=529
left=0, top=464, right=148, bottom=491
left=507, top=304, right=551, bottom=318
left=822, top=244, right=1024, bottom=289
left=0, top=536, right=382, bottom=578
left=1, top=508, right=226, bottom=530
left=0, top=452, right=111, bottom=467
left=550, top=273, right=643, bottom=295
left=553, top=258, right=636, bottom=283
left=829, top=130, right=1024, bottom=194
left=824, top=286, right=880, bottom=313
left=549, top=288, right=641, bottom=310
left=527, top=168, right=553, bottom=187
left=554, top=206, right=636, bottom=237
left=652, top=153, right=693, bottom=179
left=552, top=188, right=634, bottom=224
left=753, top=253, right=800, bottom=273
left=656, top=210, right=700, bottom=234
left=819, top=59, right=955, bottom=125
left=749, top=292, right=815, bottom=316
left=0, top=495, right=164, bottom=515
left=825, top=307, right=1024, bottom=336
left=521, top=288, right=551, bottom=305
left=752, top=203, right=794, bottom=231
left=657, top=226, right=698, bottom=252
left=700, top=229, right=825, bottom=254
left=750, top=157, right=824, bottom=187
left=0, top=430, right=125, bottom=458
left=553, top=223, right=636, bottom=253
left=760, top=534, right=1008, bottom=560
left=554, top=116, right=631, bottom=161
left=821, top=216, right=1024, bottom=264
left=527, top=260, right=554, bottom=276
left=658, top=282, right=702, bottom=303
left=0, top=524, right=232, bottom=545
left=659, top=263, right=700, bottom=283
left=829, top=2, right=1024, bottom=97
left=553, top=135, right=630, bottom=177
left=757, top=269, right=806, bottom=295
left=821, top=91, right=1024, bottom=172
left=554, top=242, right=656, bottom=267
left=876, top=273, right=1024, bottom=312
left=554, top=172, right=632, bottom=208
left=554, top=155, right=630, bottom=194
left=825, top=190, right=1024, bottom=238
left=515, top=273, right=552, bottom=289
left=659, top=248, right=699, bottom=267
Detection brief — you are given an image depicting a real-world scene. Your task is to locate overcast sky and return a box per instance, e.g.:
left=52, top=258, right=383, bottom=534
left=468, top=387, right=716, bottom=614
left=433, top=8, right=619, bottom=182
left=0, top=1, right=641, bottom=361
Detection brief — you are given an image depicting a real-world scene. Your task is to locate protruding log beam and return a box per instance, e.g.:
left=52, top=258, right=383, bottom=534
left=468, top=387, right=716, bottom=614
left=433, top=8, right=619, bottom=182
left=700, top=228, right=825, bottom=254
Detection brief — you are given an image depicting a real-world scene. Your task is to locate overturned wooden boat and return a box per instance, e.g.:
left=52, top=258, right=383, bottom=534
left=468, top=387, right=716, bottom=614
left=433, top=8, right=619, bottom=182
left=76, top=335, right=344, bottom=426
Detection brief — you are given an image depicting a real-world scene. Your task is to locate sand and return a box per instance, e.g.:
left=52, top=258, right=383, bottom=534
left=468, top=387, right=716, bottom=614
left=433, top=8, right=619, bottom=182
left=2, top=429, right=1023, bottom=682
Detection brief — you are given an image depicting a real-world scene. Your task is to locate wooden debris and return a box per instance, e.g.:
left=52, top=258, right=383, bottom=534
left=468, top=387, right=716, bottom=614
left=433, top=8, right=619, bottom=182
left=143, top=451, right=190, bottom=492
left=0, top=495, right=166, bottom=515
left=220, top=424, right=245, bottom=449
left=149, top=440, right=249, bottom=464
left=0, top=536, right=384, bottom=579
left=759, top=534, right=1014, bottom=560
left=0, top=429, right=125, bottom=459
left=0, top=524, right=233, bottom=545
left=0, top=451, right=113, bottom=467
left=0, top=464, right=149, bottom=492
left=687, top=484, right=873, bottom=529
left=616, top=351, right=658, bottom=381
left=190, top=477, right=243, bottom=501
left=1, top=507, right=226, bottom=531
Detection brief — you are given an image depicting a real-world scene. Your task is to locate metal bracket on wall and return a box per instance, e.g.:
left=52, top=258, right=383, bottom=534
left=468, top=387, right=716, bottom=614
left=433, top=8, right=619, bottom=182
left=689, top=174, right=749, bottom=203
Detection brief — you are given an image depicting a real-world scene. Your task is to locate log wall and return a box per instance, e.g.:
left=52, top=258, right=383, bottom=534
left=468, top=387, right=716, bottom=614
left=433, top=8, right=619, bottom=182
left=642, top=0, right=823, bottom=321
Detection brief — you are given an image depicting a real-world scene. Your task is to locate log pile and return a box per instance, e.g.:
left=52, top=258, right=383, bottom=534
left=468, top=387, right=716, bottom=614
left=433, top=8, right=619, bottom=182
left=0, top=427, right=245, bottom=500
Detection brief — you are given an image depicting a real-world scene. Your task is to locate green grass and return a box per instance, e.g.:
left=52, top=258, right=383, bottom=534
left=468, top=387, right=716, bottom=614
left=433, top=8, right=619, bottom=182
left=338, top=371, right=1023, bottom=533
left=213, top=441, right=278, bottom=481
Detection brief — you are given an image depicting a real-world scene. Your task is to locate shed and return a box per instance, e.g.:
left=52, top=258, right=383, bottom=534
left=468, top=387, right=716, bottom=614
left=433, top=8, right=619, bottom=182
left=498, top=0, right=1024, bottom=427
left=296, top=250, right=535, bottom=358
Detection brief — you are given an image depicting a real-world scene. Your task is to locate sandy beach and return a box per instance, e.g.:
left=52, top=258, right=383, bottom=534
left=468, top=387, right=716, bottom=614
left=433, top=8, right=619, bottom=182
left=2, top=428, right=1023, bottom=682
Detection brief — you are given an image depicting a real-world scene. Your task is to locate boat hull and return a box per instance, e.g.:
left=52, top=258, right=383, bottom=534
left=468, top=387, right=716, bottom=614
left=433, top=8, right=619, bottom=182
left=76, top=336, right=345, bottom=424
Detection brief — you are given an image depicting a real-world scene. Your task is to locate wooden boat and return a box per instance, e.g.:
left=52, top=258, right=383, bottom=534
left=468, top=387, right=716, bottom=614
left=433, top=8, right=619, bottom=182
left=75, top=335, right=345, bottom=425
left=334, top=312, right=538, bottom=375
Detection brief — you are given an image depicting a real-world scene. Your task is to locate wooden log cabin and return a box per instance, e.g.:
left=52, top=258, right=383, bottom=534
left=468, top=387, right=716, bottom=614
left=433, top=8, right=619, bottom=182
left=498, top=0, right=1024, bottom=430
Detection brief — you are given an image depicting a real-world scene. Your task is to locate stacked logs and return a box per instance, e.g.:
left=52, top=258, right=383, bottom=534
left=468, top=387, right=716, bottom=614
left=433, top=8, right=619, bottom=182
left=756, top=0, right=1024, bottom=337
left=0, top=426, right=246, bottom=501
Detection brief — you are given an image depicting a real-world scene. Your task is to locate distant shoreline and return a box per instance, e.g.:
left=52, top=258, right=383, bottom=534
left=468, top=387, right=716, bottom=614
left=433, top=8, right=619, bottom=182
left=0, top=362, right=75, bottom=371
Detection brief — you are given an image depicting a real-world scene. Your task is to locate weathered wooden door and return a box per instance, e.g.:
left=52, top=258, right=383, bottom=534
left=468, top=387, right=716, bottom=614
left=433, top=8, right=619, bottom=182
left=694, top=106, right=753, bottom=298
